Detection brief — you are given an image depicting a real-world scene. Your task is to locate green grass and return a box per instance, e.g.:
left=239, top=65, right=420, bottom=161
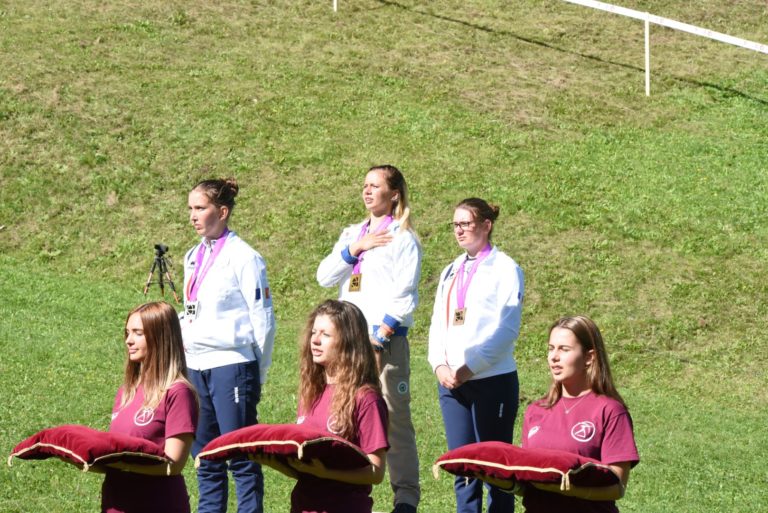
left=2, top=1, right=768, bottom=511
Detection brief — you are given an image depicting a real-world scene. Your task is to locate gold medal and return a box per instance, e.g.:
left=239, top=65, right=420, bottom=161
left=349, top=273, right=362, bottom=292
left=453, top=308, right=466, bottom=325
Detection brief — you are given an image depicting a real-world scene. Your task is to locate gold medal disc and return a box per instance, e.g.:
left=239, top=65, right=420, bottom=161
left=349, top=273, right=362, bottom=292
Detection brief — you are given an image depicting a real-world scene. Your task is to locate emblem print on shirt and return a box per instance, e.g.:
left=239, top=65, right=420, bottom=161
left=527, top=426, right=540, bottom=439
left=571, top=421, right=596, bottom=442
left=326, top=415, right=342, bottom=435
left=397, top=381, right=409, bottom=394
left=134, top=407, right=155, bottom=426
left=296, top=415, right=306, bottom=425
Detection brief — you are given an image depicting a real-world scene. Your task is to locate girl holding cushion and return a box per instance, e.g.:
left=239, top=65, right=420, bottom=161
left=427, top=198, right=525, bottom=513
left=253, top=299, right=389, bottom=513
left=316, top=164, right=421, bottom=513
left=517, top=316, right=639, bottom=512
left=102, top=301, right=199, bottom=513
left=476, top=316, right=639, bottom=511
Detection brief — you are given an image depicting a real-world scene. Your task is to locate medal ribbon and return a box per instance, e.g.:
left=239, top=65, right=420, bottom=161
left=351, top=215, right=393, bottom=274
left=455, top=244, right=492, bottom=310
left=445, top=272, right=458, bottom=328
left=187, top=229, right=230, bottom=302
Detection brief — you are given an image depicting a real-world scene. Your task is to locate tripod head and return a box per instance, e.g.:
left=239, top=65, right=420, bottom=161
left=154, top=243, right=169, bottom=257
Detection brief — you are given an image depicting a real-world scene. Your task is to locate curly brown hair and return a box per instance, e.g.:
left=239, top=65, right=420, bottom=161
left=298, top=300, right=380, bottom=440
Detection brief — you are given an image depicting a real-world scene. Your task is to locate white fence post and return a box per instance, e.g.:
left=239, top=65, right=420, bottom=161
left=561, top=0, right=768, bottom=95
left=644, top=16, right=650, bottom=96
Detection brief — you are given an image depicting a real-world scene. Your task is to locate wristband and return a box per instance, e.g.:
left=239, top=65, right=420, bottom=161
left=372, top=330, right=390, bottom=344
left=372, top=331, right=390, bottom=352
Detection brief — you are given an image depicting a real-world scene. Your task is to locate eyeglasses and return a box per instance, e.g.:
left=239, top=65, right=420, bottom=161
left=450, top=221, right=475, bottom=231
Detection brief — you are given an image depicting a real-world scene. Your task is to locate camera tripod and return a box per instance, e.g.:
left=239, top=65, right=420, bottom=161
left=143, top=243, right=181, bottom=303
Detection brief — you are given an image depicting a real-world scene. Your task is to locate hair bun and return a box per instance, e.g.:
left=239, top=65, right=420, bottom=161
left=224, top=177, right=239, bottom=198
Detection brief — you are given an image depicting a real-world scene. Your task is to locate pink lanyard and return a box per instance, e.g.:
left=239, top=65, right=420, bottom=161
left=186, top=229, right=229, bottom=302
left=454, top=244, right=492, bottom=310
left=352, top=216, right=393, bottom=274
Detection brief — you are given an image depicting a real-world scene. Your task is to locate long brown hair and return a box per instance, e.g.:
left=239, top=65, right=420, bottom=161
left=368, top=165, right=414, bottom=232
left=298, top=300, right=380, bottom=440
left=120, top=302, right=197, bottom=410
left=542, top=315, right=626, bottom=409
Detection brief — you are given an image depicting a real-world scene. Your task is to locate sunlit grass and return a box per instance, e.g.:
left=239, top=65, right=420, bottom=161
left=2, top=1, right=767, bottom=512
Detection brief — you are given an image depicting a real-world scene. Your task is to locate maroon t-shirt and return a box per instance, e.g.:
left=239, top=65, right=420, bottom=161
left=521, top=393, right=639, bottom=513
left=101, top=382, right=198, bottom=513
left=290, top=385, right=389, bottom=513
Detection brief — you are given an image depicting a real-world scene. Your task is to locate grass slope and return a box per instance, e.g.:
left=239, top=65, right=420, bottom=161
left=1, top=1, right=767, bottom=512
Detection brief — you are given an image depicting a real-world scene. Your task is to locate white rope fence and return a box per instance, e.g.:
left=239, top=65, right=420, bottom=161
left=332, top=1, right=767, bottom=95
left=562, top=0, right=768, bottom=95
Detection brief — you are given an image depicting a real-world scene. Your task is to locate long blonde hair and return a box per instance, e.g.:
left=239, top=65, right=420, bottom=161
left=542, top=315, right=626, bottom=409
left=368, top=165, right=414, bottom=232
left=298, top=300, right=380, bottom=440
left=120, top=302, right=197, bottom=410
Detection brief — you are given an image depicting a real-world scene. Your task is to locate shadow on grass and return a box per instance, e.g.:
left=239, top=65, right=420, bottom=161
left=373, top=0, right=768, bottom=106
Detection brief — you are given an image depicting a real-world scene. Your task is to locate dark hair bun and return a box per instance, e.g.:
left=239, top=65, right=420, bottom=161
left=456, top=197, right=499, bottom=223
left=193, top=177, right=239, bottom=210
left=223, top=177, right=239, bottom=198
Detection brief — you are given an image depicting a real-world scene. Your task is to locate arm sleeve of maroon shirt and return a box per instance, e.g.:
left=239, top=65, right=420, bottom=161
left=164, top=383, right=199, bottom=439
left=111, top=388, right=124, bottom=413
left=520, top=406, right=532, bottom=449
left=355, top=391, right=390, bottom=455
left=600, top=403, right=640, bottom=468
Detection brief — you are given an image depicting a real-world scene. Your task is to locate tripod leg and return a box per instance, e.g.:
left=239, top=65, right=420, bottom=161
left=159, top=257, right=181, bottom=304
left=143, top=259, right=158, bottom=295
left=158, top=258, right=166, bottom=296
left=166, top=273, right=181, bottom=303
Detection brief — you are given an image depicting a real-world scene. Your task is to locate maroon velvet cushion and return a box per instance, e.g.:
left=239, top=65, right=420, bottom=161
left=433, top=441, right=619, bottom=487
left=195, top=423, right=371, bottom=470
left=7, top=424, right=170, bottom=471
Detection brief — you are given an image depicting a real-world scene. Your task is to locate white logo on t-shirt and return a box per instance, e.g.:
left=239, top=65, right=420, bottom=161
left=571, top=421, right=596, bottom=442
left=326, top=415, right=342, bottom=435
left=134, top=407, right=155, bottom=426
left=528, top=426, right=540, bottom=438
left=296, top=416, right=306, bottom=425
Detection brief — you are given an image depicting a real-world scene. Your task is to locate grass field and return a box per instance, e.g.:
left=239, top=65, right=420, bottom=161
left=1, top=1, right=767, bottom=512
